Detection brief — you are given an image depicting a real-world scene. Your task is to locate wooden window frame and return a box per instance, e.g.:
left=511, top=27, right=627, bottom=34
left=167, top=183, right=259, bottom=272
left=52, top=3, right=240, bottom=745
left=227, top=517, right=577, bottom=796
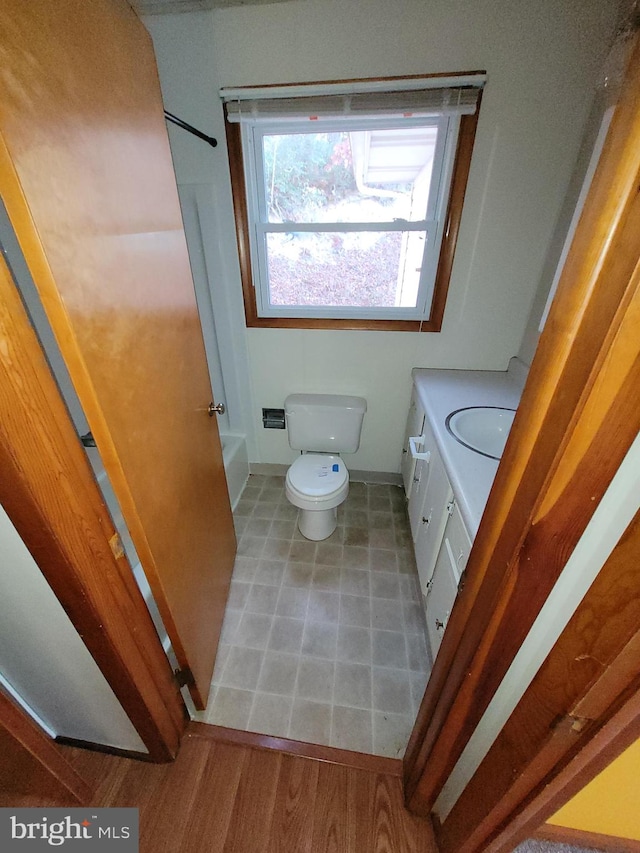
left=225, top=78, right=481, bottom=332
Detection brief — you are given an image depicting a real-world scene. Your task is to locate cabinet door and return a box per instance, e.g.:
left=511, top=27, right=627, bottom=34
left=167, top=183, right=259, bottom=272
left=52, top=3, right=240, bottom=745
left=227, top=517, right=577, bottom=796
left=425, top=540, right=459, bottom=660
left=401, top=387, right=425, bottom=497
left=442, top=501, right=472, bottom=585
left=414, top=447, right=454, bottom=594
left=425, top=503, right=471, bottom=660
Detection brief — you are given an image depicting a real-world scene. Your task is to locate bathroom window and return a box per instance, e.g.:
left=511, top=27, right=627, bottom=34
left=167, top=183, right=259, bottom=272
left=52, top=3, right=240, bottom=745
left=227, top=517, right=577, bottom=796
left=222, top=74, right=484, bottom=331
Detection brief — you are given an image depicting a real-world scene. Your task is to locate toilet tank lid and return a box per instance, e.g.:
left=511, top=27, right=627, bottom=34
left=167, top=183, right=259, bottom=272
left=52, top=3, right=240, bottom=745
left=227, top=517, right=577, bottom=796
left=284, top=394, right=367, bottom=413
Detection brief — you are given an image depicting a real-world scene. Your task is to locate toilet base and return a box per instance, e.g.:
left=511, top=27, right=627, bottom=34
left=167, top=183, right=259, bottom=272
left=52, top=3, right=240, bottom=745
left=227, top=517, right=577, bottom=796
left=297, top=506, right=338, bottom=541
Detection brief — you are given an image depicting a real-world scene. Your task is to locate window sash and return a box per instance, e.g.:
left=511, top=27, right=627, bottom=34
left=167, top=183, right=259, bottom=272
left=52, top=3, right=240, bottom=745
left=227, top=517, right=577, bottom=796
left=252, top=115, right=447, bottom=224
left=255, top=225, right=439, bottom=320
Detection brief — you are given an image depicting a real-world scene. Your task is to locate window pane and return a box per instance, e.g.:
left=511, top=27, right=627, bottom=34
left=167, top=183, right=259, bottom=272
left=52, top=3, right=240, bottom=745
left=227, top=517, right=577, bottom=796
left=262, top=125, right=438, bottom=225
left=265, top=229, right=427, bottom=309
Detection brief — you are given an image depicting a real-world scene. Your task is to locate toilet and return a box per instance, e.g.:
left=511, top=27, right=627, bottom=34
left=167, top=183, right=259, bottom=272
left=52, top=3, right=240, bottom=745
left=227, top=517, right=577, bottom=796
left=284, top=394, right=367, bottom=541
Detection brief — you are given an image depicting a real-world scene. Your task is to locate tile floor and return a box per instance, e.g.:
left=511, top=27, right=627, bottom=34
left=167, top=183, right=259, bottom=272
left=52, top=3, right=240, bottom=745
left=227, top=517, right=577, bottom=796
left=195, top=474, right=432, bottom=758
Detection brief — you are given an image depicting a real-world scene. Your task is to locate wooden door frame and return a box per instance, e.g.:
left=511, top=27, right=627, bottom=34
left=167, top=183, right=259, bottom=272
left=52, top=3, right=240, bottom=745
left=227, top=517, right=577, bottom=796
left=0, top=688, right=93, bottom=805
left=403, top=33, right=640, bottom=847
left=0, top=250, right=187, bottom=763
left=438, top=502, right=640, bottom=852
left=487, top=656, right=640, bottom=853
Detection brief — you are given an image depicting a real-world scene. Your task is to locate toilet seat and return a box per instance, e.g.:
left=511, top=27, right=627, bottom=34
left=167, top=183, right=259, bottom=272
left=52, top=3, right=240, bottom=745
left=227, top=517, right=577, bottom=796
left=287, top=453, right=348, bottom=498
left=285, top=453, right=350, bottom=539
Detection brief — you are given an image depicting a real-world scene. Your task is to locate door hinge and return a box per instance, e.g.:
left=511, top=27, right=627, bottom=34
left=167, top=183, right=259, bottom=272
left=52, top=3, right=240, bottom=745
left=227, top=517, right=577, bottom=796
left=446, top=499, right=455, bottom=517
left=109, top=532, right=124, bottom=560
left=458, top=568, right=467, bottom=592
left=174, top=667, right=195, bottom=689
left=551, top=713, right=592, bottom=734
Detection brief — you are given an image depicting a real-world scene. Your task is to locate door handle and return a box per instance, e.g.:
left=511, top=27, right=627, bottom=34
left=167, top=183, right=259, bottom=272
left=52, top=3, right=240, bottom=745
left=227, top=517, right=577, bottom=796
left=208, top=401, right=226, bottom=417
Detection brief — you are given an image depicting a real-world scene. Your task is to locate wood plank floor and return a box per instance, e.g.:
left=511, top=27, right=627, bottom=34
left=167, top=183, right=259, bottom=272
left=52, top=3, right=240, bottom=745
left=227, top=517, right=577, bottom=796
left=64, top=724, right=437, bottom=853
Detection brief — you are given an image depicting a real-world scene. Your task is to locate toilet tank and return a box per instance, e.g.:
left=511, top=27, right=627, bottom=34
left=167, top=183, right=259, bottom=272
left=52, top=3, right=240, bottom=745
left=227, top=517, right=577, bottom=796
left=284, top=394, right=367, bottom=453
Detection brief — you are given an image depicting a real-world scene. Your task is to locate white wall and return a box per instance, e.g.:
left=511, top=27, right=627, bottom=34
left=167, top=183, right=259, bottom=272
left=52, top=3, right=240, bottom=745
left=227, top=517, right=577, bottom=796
left=144, top=0, right=619, bottom=473
left=0, top=504, right=147, bottom=752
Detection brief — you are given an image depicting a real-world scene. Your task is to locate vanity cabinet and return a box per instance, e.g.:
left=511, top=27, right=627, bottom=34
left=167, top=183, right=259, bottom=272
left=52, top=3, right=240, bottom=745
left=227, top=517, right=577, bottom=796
left=404, top=366, right=523, bottom=663
left=402, top=387, right=471, bottom=662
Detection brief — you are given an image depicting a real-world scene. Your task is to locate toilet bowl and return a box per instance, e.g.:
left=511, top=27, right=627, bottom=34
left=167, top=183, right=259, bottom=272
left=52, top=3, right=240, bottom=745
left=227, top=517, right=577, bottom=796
left=284, top=394, right=367, bottom=541
left=285, top=453, right=349, bottom=540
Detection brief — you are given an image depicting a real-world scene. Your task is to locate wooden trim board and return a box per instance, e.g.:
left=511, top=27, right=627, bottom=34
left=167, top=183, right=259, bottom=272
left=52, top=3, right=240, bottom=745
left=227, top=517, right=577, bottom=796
left=188, top=722, right=403, bottom=777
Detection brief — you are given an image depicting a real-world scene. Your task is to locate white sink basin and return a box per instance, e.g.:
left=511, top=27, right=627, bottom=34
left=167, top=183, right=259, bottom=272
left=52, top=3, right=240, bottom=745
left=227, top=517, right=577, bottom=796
left=446, top=406, right=516, bottom=460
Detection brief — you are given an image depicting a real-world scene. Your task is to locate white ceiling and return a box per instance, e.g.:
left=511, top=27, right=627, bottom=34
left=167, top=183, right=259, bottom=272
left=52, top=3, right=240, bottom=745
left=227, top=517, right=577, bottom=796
left=130, top=0, right=294, bottom=14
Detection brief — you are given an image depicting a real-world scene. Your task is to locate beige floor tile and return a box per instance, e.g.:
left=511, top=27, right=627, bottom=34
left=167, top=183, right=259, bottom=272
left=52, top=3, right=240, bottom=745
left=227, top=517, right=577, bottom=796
left=307, top=589, right=340, bottom=623
left=372, top=667, right=412, bottom=713
left=235, top=612, right=273, bottom=650
left=245, top=583, right=280, bottom=615
left=371, top=597, right=404, bottom=631
left=333, top=661, right=372, bottom=709
left=256, top=558, right=287, bottom=586
left=283, top=562, right=314, bottom=588
left=296, top=657, right=335, bottom=702
left=301, top=620, right=338, bottom=659
left=219, top=646, right=264, bottom=691
left=331, top=706, right=373, bottom=753
left=372, top=710, right=414, bottom=758
left=372, top=630, right=408, bottom=668
left=340, top=568, right=370, bottom=596
left=311, top=565, right=342, bottom=592
left=276, top=586, right=309, bottom=619
left=268, top=616, right=305, bottom=654
left=247, top=693, right=292, bottom=738
left=289, top=698, right=331, bottom=744
left=257, top=651, right=299, bottom=696
left=342, top=545, right=369, bottom=569
left=339, top=594, right=371, bottom=628
left=336, top=624, right=372, bottom=664
left=289, top=539, right=317, bottom=563
left=370, top=572, right=401, bottom=600
left=205, top=687, right=254, bottom=728
left=232, top=555, right=260, bottom=581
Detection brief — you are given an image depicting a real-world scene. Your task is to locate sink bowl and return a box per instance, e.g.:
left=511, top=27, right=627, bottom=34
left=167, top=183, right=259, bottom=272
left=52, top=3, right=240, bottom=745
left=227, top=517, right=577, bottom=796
left=445, top=406, right=516, bottom=460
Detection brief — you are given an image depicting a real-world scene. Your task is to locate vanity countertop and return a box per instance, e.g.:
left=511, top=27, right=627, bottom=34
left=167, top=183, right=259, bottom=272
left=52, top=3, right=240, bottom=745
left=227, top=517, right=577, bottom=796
left=411, top=360, right=527, bottom=538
